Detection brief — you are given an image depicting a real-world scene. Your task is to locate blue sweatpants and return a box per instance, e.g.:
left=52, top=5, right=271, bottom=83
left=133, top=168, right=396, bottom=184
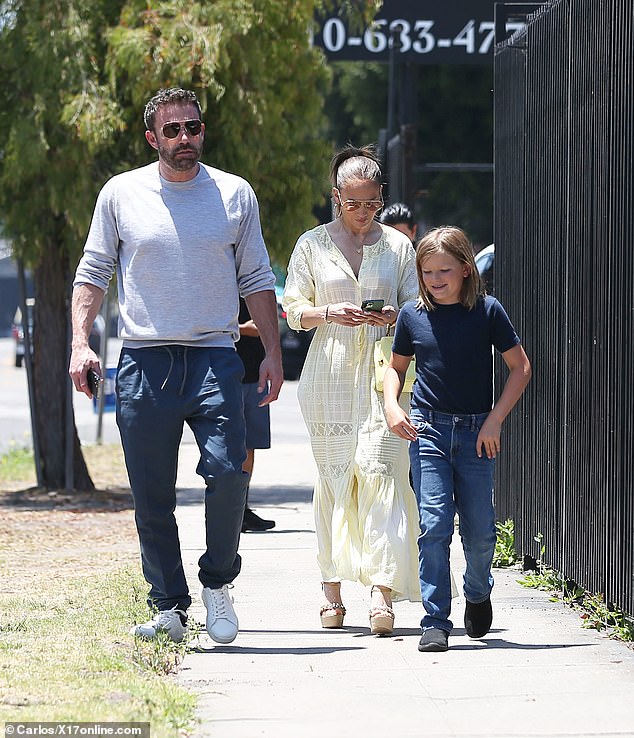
left=116, top=345, right=248, bottom=611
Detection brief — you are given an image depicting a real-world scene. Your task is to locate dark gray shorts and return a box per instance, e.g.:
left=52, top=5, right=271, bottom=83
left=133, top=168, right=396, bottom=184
left=242, top=382, right=271, bottom=449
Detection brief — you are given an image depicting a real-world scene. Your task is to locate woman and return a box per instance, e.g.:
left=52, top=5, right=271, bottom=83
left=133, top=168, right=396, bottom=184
left=283, top=144, right=420, bottom=634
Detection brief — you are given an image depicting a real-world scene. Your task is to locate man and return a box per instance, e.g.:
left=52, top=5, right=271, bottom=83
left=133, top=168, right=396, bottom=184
left=69, top=88, right=283, bottom=645
left=379, top=202, right=418, bottom=243
left=236, top=297, right=276, bottom=533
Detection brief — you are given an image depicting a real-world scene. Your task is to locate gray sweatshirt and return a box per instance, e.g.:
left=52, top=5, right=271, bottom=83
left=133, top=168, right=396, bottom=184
left=74, top=162, right=275, bottom=348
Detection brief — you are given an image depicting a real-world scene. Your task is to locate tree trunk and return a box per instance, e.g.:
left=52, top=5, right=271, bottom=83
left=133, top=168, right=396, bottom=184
left=32, top=241, right=94, bottom=491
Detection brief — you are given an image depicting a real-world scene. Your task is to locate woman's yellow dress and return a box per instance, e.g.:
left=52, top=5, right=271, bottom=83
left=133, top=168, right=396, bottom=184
left=283, top=223, right=421, bottom=601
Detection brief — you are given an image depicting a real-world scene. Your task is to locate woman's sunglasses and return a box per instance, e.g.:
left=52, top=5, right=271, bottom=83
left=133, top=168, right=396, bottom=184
left=161, top=120, right=203, bottom=139
left=340, top=199, right=384, bottom=212
left=334, top=188, right=383, bottom=212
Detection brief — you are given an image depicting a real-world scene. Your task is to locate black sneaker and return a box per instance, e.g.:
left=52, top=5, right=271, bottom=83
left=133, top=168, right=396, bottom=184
left=418, top=628, right=449, bottom=652
left=242, top=508, right=276, bottom=532
left=464, top=597, right=493, bottom=638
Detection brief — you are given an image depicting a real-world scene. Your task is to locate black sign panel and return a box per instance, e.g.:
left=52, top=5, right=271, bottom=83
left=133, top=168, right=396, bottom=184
left=314, top=0, right=525, bottom=64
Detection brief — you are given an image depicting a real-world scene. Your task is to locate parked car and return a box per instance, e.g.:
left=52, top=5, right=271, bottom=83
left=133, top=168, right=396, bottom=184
left=276, top=287, right=314, bottom=381
left=11, top=298, right=34, bottom=368
left=475, top=243, right=495, bottom=294
left=12, top=299, right=104, bottom=368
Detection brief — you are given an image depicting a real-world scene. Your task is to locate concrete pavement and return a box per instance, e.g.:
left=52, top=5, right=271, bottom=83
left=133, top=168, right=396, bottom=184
left=173, top=382, right=634, bottom=738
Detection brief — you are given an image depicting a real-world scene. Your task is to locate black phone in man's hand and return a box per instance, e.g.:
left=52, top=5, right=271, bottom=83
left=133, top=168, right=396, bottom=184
left=87, top=369, right=103, bottom=398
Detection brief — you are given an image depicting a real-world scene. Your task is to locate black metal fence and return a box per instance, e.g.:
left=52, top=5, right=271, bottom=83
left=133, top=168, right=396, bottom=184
left=493, top=0, right=634, bottom=615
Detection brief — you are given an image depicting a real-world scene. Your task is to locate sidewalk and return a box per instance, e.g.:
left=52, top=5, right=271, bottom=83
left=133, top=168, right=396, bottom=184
left=173, top=389, right=634, bottom=738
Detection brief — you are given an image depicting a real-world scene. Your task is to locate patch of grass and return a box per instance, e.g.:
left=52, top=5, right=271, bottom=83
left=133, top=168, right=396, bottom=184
left=0, top=442, right=129, bottom=491
left=0, top=441, right=197, bottom=731
left=0, top=443, right=34, bottom=483
left=493, top=518, right=520, bottom=568
left=0, top=565, right=197, bottom=734
left=518, top=533, right=634, bottom=644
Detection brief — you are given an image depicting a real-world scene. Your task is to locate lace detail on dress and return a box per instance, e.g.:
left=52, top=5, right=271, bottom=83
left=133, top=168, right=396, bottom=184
left=308, top=422, right=355, bottom=437
left=363, top=459, right=396, bottom=476
left=290, top=245, right=314, bottom=282
left=320, top=461, right=351, bottom=478
left=316, top=224, right=393, bottom=272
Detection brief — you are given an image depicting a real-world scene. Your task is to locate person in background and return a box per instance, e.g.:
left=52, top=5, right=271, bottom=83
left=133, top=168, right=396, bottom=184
left=69, top=87, right=282, bottom=646
left=237, top=297, right=276, bottom=533
left=383, top=226, right=531, bottom=653
left=379, top=202, right=417, bottom=244
left=380, top=203, right=417, bottom=492
left=283, top=144, right=421, bottom=636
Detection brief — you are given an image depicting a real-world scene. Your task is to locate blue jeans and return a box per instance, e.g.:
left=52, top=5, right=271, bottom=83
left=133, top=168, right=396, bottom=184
left=116, top=345, right=248, bottom=611
left=409, top=409, right=496, bottom=634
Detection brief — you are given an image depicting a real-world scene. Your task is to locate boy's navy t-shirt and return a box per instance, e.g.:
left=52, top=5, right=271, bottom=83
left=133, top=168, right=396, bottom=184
left=392, top=295, right=520, bottom=415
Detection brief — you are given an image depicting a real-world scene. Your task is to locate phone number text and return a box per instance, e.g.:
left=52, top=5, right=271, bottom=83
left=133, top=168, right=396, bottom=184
left=320, top=18, right=525, bottom=56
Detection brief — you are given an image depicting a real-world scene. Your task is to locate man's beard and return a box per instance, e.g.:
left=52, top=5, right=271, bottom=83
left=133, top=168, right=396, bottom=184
left=158, top=141, right=203, bottom=172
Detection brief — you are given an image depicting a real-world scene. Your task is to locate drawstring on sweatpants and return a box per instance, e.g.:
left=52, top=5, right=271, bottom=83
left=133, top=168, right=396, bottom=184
left=160, top=347, right=189, bottom=395
left=179, top=347, right=188, bottom=395
left=160, top=348, right=174, bottom=390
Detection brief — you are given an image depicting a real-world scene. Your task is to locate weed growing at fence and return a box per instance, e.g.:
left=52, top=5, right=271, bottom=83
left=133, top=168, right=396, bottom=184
left=493, top=518, right=520, bottom=567
left=580, top=592, right=634, bottom=641
left=518, top=533, right=634, bottom=644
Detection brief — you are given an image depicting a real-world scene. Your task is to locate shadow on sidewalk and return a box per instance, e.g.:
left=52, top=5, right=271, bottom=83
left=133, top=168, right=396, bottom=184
left=446, top=638, right=594, bottom=651
left=190, top=645, right=366, bottom=655
left=176, top=485, right=312, bottom=506
left=238, top=627, right=375, bottom=636
left=393, top=625, right=596, bottom=650
left=0, top=485, right=133, bottom=511
left=240, top=528, right=315, bottom=535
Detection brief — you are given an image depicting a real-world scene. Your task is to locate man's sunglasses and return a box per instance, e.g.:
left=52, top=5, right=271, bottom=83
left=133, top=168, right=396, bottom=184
left=161, top=120, right=203, bottom=139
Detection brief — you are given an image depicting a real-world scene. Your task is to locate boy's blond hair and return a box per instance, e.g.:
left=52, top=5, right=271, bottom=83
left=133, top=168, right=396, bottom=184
left=415, top=226, right=485, bottom=311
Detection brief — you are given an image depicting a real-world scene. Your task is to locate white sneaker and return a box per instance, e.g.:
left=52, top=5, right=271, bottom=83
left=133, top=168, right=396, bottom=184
left=202, top=585, right=239, bottom=643
left=130, top=606, right=188, bottom=643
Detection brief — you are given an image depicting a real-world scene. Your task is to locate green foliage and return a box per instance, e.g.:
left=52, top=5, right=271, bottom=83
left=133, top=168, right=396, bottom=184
left=518, top=533, right=567, bottom=593
left=104, top=0, right=336, bottom=265
left=0, top=0, right=346, bottom=270
left=518, top=533, right=633, bottom=643
left=132, top=621, right=201, bottom=676
left=580, top=593, right=634, bottom=641
left=518, top=566, right=566, bottom=594
left=493, top=518, right=519, bottom=568
left=326, top=62, right=388, bottom=145
left=0, top=0, right=125, bottom=264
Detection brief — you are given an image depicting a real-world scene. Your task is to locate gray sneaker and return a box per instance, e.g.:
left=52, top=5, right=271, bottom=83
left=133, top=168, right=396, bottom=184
left=202, top=584, right=239, bottom=643
left=130, top=606, right=188, bottom=643
left=418, top=627, right=449, bottom=652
